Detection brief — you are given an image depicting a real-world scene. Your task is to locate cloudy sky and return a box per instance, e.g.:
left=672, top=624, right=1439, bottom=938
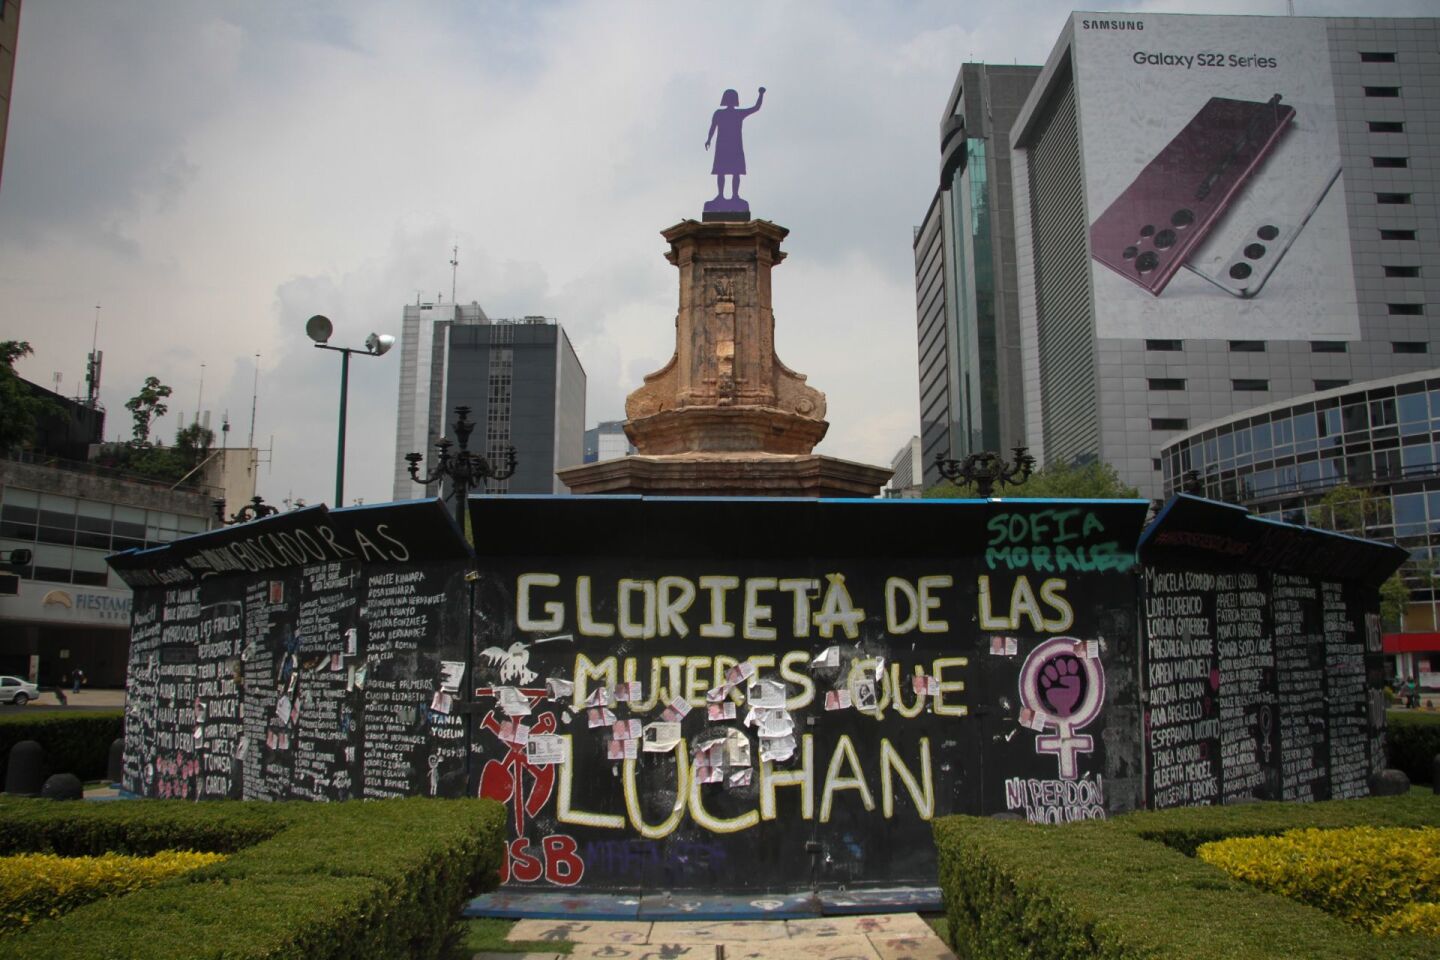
left=1, top=0, right=1431, bottom=507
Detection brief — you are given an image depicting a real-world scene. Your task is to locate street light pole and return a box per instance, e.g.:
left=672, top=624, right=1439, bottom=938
left=305, top=315, right=394, bottom=508
left=406, top=405, right=518, bottom=527
left=336, top=347, right=350, bottom=507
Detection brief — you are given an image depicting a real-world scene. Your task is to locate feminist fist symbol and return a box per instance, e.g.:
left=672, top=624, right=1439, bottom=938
left=1039, top=655, right=1084, bottom=717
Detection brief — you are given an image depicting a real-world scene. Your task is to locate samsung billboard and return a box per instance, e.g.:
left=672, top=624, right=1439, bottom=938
left=1071, top=13, right=1358, bottom=341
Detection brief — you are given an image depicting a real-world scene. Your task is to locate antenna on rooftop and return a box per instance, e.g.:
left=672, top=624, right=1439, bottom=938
left=247, top=355, right=260, bottom=448
left=195, top=362, right=206, bottom=426
left=85, top=304, right=103, bottom=409
left=450, top=244, right=459, bottom=307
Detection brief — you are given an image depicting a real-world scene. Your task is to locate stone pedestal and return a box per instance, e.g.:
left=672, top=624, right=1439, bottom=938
left=558, top=452, right=892, bottom=499
left=561, top=217, right=891, bottom=498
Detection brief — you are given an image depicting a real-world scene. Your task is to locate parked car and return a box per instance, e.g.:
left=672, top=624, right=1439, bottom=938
left=0, top=675, right=39, bottom=706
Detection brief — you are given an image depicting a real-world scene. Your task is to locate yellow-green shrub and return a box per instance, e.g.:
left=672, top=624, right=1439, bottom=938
left=1375, top=903, right=1440, bottom=938
left=1197, top=827, right=1440, bottom=931
left=0, top=850, right=225, bottom=934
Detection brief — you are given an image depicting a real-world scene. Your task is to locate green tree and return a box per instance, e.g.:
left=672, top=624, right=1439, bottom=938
left=924, top=458, right=1139, bottom=499
left=124, top=376, right=172, bottom=446
left=1312, top=483, right=1391, bottom=534
left=1310, top=483, right=1408, bottom=627
left=0, top=341, right=62, bottom=452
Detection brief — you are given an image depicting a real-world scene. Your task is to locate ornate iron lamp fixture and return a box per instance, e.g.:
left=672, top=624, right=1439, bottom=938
left=405, top=406, right=517, bottom=524
left=934, top=446, right=1036, bottom=498
left=212, top=495, right=279, bottom=526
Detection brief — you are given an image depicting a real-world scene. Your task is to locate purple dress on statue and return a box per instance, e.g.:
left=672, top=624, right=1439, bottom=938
left=710, top=106, right=760, bottom=176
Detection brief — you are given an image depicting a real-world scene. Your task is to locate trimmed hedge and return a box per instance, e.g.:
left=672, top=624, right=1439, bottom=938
left=0, top=710, right=124, bottom=783
left=1388, top=710, right=1440, bottom=787
left=0, top=796, right=506, bottom=959
left=1197, top=827, right=1440, bottom=931
left=934, top=792, right=1440, bottom=960
left=1, top=850, right=225, bottom=933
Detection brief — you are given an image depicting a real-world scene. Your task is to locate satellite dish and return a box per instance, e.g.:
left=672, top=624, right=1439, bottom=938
left=365, top=333, right=395, bottom=356
left=305, top=315, right=333, bottom=344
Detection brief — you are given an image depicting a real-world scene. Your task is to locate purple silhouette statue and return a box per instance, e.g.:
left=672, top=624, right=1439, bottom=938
left=704, top=86, right=765, bottom=221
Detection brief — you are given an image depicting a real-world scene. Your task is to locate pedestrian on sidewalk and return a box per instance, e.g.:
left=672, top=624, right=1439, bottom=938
left=72, top=668, right=84, bottom=694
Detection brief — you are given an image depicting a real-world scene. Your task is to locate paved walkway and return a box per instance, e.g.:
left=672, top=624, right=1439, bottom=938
left=484, top=913, right=955, bottom=959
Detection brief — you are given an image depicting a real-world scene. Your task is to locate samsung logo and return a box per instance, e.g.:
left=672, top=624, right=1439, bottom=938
left=1082, top=18, right=1144, bottom=30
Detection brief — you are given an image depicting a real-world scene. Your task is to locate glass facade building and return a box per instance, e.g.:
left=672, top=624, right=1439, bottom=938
left=1160, top=370, right=1440, bottom=626
left=913, top=64, right=1040, bottom=487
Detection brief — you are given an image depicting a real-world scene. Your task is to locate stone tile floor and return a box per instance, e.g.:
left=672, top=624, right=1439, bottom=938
left=481, top=913, right=956, bottom=959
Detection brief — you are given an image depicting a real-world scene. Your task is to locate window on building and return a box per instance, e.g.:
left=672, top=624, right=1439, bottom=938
left=1384, top=265, right=1420, bottom=278
left=1393, top=342, right=1429, bottom=354
left=1388, top=303, right=1424, bottom=316
left=1311, top=341, right=1348, bottom=353
left=1233, top=379, right=1269, bottom=391
left=1148, top=378, right=1185, bottom=391
left=1368, top=120, right=1405, bottom=133
left=1315, top=379, right=1350, bottom=391
left=1377, top=193, right=1412, bottom=204
left=1145, top=339, right=1183, bottom=351
left=1380, top=229, right=1417, bottom=240
left=1365, top=86, right=1401, bottom=97
left=1373, top=156, right=1409, bottom=168
left=1360, top=52, right=1397, bottom=63
left=1229, top=340, right=1266, bottom=352
left=1151, top=418, right=1188, bottom=431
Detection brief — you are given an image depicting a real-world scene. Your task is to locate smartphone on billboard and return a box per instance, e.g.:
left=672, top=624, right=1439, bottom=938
left=1089, top=95, right=1296, bottom=297
left=1183, top=143, right=1340, bottom=300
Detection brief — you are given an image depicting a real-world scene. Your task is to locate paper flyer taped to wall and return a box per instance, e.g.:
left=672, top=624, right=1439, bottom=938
left=525, top=734, right=563, bottom=766
left=726, top=661, right=757, bottom=686
left=642, top=721, right=682, bottom=751
left=439, top=660, right=466, bottom=693
left=614, top=681, right=642, bottom=702
left=811, top=646, right=840, bottom=668
left=585, top=686, right=614, bottom=707
left=708, top=701, right=737, bottom=721
left=497, top=687, right=533, bottom=716
left=706, top=684, right=730, bottom=702
left=587, top=706, right=616, bottom=728
left=746, top=678, right=786, bottom=709
left=824, top=689, right=852, bottom=710
left=430, top=691, right=453, bottom=715
left=853, top=679, right=878, bottom=712
left=726, top=736, right=751, bottom=767
left=497, top=719, right=530, bottom=745
left=545, top=678, right=574, bottom=700
left=760, top=735, right=796, bottom=763
left=912, top=674, right=940, bottom=696
left=728, top=768, right=752, bottom=788
left=611, top=718, right=642, bottom=741
left=661, top=695, right=692, bottom=722
left=756, top=709, right=794, bottom=739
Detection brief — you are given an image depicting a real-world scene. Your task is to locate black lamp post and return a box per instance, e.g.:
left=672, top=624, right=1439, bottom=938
left=405, top=406, right=518, bottom=525
left=213, top=496, right=279, bottom=526
left=935, top=446, right=1036, bottom=497
left=305, top=314, right=394, bottom=508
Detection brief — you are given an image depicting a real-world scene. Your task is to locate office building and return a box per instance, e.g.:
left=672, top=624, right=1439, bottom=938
left=914, top=63, right=1040, bottom=488
left=0, top=0, right=20, bottom=191
left=884, top=436, right=924, bottom=499
left=391, top=302, right=585, bottom=498
left=1157, top=370, right=1440, bottom=678
left=0, top=380, right=220, bottom=687
left=1009, top=12, right=1439, bottom=497
left=584, top=420, right=634, bottom=464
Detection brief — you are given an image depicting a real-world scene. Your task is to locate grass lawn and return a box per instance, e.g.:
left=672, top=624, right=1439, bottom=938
left=447, top=917, right=573, bottom=956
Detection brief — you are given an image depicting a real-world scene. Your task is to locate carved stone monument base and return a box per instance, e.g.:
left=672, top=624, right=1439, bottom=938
left=558, top=452, right=892, bottom=499
left=702, top=197, right=750, bottom=222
